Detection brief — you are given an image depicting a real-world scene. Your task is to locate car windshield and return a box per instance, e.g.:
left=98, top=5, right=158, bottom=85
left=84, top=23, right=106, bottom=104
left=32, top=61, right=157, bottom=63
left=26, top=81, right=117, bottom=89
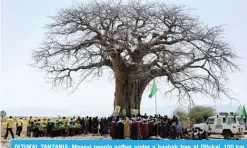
left=237, top=117, right=246, bottom=125
left=205, top=118, right=214, bottom=124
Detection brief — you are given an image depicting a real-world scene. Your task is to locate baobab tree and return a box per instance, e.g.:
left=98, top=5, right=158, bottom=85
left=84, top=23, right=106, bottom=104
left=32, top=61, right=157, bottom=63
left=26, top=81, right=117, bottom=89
left=32, top=1, right=238, bottom=115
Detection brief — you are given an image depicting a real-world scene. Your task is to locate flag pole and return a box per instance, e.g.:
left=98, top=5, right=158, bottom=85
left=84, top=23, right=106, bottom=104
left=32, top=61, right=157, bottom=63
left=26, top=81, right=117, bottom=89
left=149, top=79, right=159, bottom=138
left=155, top=93, right=158, bottom=137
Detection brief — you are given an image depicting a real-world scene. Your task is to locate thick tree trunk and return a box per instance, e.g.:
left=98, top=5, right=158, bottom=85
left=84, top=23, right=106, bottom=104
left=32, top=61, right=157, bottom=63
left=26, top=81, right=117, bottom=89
left=113, top=75, right=152, bottom=116
left=111, top=53, right=153, bottom=116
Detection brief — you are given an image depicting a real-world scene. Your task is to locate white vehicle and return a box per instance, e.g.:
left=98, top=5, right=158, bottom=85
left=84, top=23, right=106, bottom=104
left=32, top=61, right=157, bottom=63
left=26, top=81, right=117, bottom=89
left=193, top=113, right=246, bottom=139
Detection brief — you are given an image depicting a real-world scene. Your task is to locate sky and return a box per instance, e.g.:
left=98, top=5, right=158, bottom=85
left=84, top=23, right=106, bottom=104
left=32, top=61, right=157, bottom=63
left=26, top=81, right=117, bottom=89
left=1, top=0, right=247, bottom=117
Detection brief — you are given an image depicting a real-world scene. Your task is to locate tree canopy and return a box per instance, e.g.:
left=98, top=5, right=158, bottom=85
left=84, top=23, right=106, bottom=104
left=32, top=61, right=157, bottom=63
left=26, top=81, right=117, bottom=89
left=189, top=106, right=216, bottom=123
left=173, top=108, right=189, bottom=127
left=174, top=105, right=216, bottom=127
left=32, top=0, right=238, bottom=114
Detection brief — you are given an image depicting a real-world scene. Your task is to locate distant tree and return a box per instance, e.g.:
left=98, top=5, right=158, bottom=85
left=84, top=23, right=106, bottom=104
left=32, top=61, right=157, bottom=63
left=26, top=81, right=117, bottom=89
left=0, top=111, right=6, bottom=118
left=173, top=108, right=189, bottom=127
left=189, top=106, right=216, bottom=124
left=174, top=106, right=217, bottom=126
left=32, top=0, right=238, bottom=116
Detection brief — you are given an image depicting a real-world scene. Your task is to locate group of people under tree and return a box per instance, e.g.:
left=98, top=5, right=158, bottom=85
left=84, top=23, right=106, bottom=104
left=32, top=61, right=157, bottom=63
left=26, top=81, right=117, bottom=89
left=3, top=114, right=208, bottom=140
left=109, top=114, right=208, bottom=140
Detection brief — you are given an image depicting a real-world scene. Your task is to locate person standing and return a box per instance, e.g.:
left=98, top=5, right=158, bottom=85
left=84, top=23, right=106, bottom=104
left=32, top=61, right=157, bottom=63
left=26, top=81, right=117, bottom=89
left=169, top=122, right=178, bottom=140
left=88, top=117, right=92, bottom=133
left=176, top=121, right=183, bottom=139
left=110, top=119, right=117, bottom=139
left=142, top=119, right=149, bottom=140
left=99, top=118, right=104, bottom=136
left=137, top=118, right=143, bottom=139
left=131, top=118, right=138, bottom=140
left=148, top=119, right=153, bottom=137
left=123, top=117, right=131, bottom=139
left=91, top=117, right=99, bottom=134
left=102, top=118, right=109, bottom=136
left=16, top=118, right=23, bottom=136
left=116, top=118, right=124, bottom=139
left=80, top=117, right=86, bottom=134
left=4, top=116, right=14, bottom=139
left=163, top=116, right=170, bottom=138
left=84, top=117, right=89, bottom=134
left=46, top=119, right=53, bottom=137
left=27, top=116, right=33, bottom=136
left=41, top=118, right=47, bottom=136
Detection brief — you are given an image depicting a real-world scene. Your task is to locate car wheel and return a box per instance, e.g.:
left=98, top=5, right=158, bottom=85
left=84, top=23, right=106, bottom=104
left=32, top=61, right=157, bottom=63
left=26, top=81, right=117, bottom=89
left=223, top=130, right=233, bottom=140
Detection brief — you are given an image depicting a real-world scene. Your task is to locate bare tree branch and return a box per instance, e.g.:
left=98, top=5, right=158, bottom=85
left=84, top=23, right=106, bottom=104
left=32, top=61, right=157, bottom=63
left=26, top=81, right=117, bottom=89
left=33, top=0, right=239, bottom=104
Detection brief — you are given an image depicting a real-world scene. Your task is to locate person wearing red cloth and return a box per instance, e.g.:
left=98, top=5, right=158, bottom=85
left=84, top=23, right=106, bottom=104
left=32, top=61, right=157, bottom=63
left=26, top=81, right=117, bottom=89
left=110, top=120, right=117, bottom=139
left=142, top=119, right=149, bottom=140
left=137, top=119, right=143, bottom=139
left=130, top=118, right=138, bottom=140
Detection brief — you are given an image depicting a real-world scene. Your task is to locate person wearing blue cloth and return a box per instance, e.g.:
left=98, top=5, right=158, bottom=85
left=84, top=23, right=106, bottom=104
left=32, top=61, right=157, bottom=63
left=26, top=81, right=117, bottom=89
left=176, top=121, right=183, bottom=139
left=102, top=118, right=109, bottom=136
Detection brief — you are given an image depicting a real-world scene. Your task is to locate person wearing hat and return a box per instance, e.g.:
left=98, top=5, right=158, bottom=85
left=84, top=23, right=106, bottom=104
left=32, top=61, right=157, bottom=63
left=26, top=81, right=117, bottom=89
left=4, top=116, right=14, bottom=139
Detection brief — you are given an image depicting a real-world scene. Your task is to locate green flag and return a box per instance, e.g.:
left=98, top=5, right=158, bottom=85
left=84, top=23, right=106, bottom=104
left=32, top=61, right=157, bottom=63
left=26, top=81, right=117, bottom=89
left=241, top=105, right=247, bottom=119
left=236, top=105, right=247, bottom=120
left=235, top=105, right=242, bottom=116
left=148, top=79, right=158, bottom=98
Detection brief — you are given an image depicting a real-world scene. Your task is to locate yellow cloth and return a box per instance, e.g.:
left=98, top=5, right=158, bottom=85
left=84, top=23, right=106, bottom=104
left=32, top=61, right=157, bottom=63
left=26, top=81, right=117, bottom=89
left=7, top=119, right=14, bottom=128
left=27, top=119, right=33, bottom=126
left=27, top=119, right=30, bottom=126
left=40, top=120, right=46, bottom=127
left=63, top=119, right=68, bottom=125
left=75, top=123, right=81, bottom=128
left=124, top=120, right=131, bottom=137
left=17, top=119, right=23, bottom=126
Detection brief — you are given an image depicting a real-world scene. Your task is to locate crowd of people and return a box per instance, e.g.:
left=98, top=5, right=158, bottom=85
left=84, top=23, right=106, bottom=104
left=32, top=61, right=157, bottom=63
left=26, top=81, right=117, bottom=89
left=3, top=114, right=208, bottom=140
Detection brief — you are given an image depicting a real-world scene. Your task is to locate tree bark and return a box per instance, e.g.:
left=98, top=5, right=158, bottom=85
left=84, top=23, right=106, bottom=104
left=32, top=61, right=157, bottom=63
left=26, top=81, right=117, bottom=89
left=112, top=53, right=153, bottom=116
left=113, top=75, right=152, bottom=116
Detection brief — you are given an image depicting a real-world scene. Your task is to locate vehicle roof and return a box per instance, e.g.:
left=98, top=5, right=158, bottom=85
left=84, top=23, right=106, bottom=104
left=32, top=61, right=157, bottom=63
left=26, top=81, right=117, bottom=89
left=208, top=115, right=237, bottom=118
